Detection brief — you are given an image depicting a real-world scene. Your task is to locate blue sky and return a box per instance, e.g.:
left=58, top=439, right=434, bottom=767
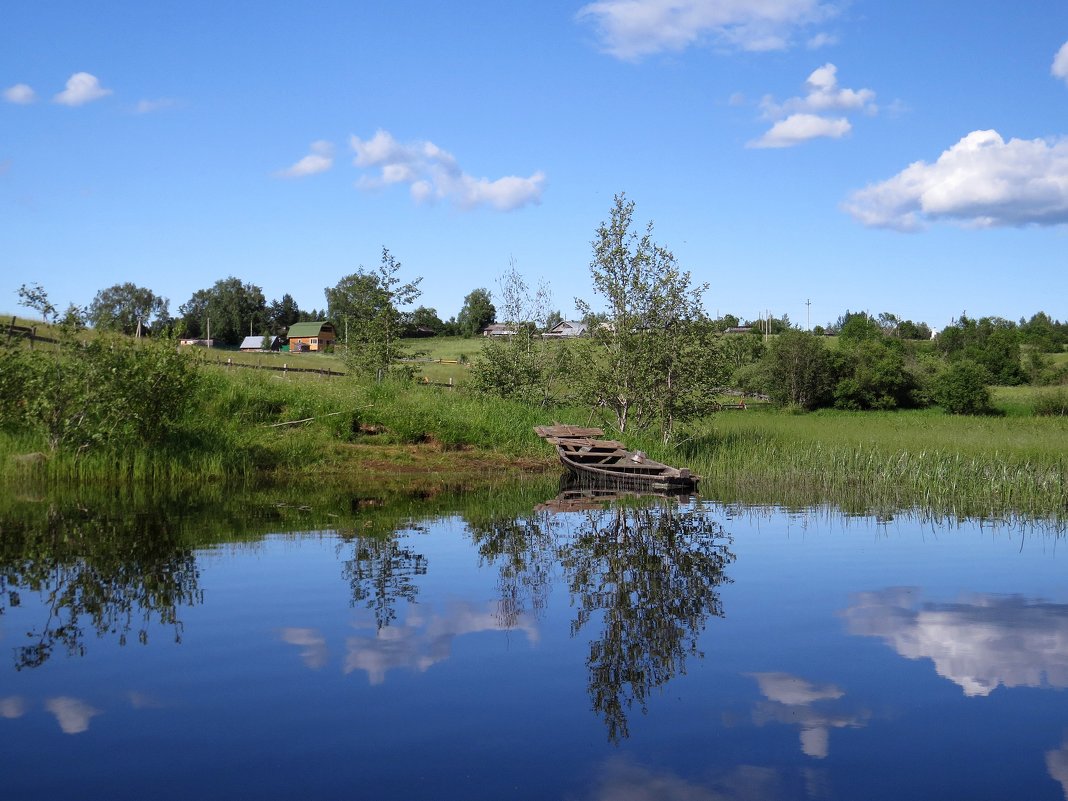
left=3, top=1, right=1067, bottom=330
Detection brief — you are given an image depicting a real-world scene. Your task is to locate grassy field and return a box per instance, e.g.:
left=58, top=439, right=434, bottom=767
left=3, top=326, right=1065, bottom=520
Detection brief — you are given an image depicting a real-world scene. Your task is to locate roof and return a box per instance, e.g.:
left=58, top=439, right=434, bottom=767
left=287, top=321, right=335, bottom=338
left=239, top=335, right=276, bottom=349
left=546, top=320, right=588, bottom=336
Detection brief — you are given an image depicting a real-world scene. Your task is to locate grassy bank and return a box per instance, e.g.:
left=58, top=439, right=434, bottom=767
left=3, top=352, right=1066, bottom=521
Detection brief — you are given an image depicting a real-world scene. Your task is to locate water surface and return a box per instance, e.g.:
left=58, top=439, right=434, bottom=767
left=1, top=488, right=1066, bottom=799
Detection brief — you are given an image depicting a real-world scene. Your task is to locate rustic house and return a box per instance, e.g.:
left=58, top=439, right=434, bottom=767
left=543, top=320, right=588, bottom=338
left=481, top=323, right=517, bottom=337
left=286, top=321, right=337, bottom=352
left=239, top=335, right=281, bottom=352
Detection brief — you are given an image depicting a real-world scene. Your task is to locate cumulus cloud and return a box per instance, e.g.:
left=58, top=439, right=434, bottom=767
left=3, top=83, right=36, bottom=104
left=843, top=588, right=1068, bottom=696
left=748, top=672, right=867, bottom=759
left=1053, top=40, right=1068, bottom=85
left=1048, top=738, right=1068, bottom=798
left=279, top=626, right=328, bottom=668
left=749, top=63, right=874, bottom=148
left=577, top=0, right=837, bottom=60
left=350, top=129, right=545, bottom=211
left=45, top=696, right=101, bottom=734
left=344, top=600, right=539, bottom=685
left=844, top=130, right=1068, bottom=231
left=276, top=140, right=335, bottom=178
left=751, top=113, right=851, bottom=148
left=53, top=72, right=112, bottom=106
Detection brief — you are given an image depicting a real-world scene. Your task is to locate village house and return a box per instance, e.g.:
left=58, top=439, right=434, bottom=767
left=543, top=320, right=588, bottom=338
left=286, top=321, right=337, bottom=352
left=481, top=323, right=517, bottom=337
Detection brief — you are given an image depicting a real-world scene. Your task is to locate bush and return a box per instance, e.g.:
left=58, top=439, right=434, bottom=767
left=932, top=360, right=994, bottom=415
left=1033, top=388, right=1068, bottom=417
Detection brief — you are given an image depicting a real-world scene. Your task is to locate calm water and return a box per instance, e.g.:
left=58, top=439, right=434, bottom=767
left=1, top=487, right=1067, bottom=800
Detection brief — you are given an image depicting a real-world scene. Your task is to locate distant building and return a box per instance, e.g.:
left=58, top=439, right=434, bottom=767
left=286, top=321, right=337, bottom=352
left=724, top=326, right=753, bottom=335
left=239, top=335, right=281, bottom=352
left=543, top=320, right=588, bottom=338
left=179, top=338, right=214, bottom=347
left=481, top=323, right=516, bottom=337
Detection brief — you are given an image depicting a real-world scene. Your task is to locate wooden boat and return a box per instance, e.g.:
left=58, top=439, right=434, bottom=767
left=534, top=424, right=700, bottom=490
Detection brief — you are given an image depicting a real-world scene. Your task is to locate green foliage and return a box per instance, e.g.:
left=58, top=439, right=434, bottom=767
left=832, top=337, right=918, bottom=410
left=754, top=330, right=833, bottom=409
left=936, top=314, right=1024, bottom=385
left=1, top=321, right=203, bottom=453
left=456, top=288, right=496, bottom=337
left=471, top=263, right=571, bottom=406
left=1032, top=388, right=1068, bottom=417
left=178, top=277, right=267, bottom=346
left=267, top=293, right=302, bottom=335
left=575, top=193, right=724, bottom=441
left=333, top=248, right=423, bottom=381
left=88, top=282, right=169, bottom=335
left=932, top=359, right=994, bottom=415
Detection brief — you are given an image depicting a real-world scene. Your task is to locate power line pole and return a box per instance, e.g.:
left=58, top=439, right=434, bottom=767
left=806, top=298, right=811, bottom=331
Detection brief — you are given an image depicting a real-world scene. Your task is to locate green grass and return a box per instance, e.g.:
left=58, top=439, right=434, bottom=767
left=663, top=406, right=1067, bottom=521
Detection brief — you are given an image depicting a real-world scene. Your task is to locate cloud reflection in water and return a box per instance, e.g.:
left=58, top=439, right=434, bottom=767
left=843, top=588, right=1068, bottom=696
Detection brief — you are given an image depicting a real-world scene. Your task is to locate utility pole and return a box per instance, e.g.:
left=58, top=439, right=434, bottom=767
left=806, top=298, right=811, bottom=331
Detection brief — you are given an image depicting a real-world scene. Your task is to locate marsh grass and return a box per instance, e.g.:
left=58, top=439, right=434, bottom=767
left=660, top=407, right=1067, bottom=521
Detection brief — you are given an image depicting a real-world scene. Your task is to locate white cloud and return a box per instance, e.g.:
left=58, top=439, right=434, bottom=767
left=749, top=112, right=850, bottom=148
left=279, top=626, right=328, bottom=668
left=1053, top=40, right=1068, bottom=84
left=748, top=672, right=866, bottom=759
left=843, top=588, right=1068, bottom=696
left=276, top=140, right=335, bottom=178
left=344, top=600, right=538, bottom=685
left=1047, top=738, right=1068, bottom=799
left=576, top=0, right=837, bottom=60
left=350, top=129, right=545, bottom=211
left=3, top=83, right=36, bottom=104
left=844, top=130, right=1068, bottom=231
left=806, top=32, right=837, bottom=49
left=749, top=63, right=874, bottom=148
left=45, top=696, right=101, bottom=734
left=53, top=72, right=112, bottom=106
left=0, top=696, right=27, bottom=718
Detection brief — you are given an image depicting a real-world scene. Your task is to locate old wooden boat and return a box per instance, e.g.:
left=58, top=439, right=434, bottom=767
left=534, top=424, right=700, bottom=490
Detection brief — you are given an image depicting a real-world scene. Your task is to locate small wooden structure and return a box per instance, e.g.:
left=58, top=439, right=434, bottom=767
left=534, top=424, right=699, bottom=490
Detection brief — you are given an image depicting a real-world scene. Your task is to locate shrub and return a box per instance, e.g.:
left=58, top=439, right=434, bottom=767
left=932, top=360, right=994, bottom=415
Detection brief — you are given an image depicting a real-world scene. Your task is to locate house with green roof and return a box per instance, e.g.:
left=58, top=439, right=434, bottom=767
left=286, top=321, right=337, bottom=352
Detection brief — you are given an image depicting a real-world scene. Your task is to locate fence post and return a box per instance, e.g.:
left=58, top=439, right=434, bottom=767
left=283, top=363, right=288, bottom=378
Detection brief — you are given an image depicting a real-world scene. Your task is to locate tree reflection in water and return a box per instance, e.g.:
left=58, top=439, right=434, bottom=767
left=0, top=506, right=202, bottom=670
left=472, top=490, right=735, bottom=742
left=340, top=528, right=429, bottom=631
left=561, top=500, right=734, bottom=741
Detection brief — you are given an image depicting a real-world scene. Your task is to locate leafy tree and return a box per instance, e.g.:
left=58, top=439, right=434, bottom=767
left=575, top=193, right=723, bottom=440
left=403, top=306, right=444, bottom=336
left=832, top=337, right=917, bottom=410
left=544, top=309, right=563, bottom=333
left=472, top=264, right=570, bottom=405
left=1019, top=311, right=1066, bottom=353
left=896, top=319, right=932, bottom=340
left=456, top=288, right=496, bottom=337
left=936, top=314, right=1024, bottom=385
left=932, top=359, right=993, bottom=414
left=4, top=285, right=201, bottom=452
left=750, top=330, right=834, bottom=409
left=331, top=248, right=422, bottom=381
left=178, top=277, right=267, bottom=346
left=88, top=283, right=169, bottom=335
left=267, top=293, right=302, bottom=335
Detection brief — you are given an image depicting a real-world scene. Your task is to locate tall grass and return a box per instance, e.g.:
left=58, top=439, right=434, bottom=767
left=661, top=407, right=1068, bottom=521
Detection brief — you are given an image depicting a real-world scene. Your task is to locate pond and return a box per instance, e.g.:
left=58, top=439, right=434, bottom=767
left=1, top=483, right=1066, bottom=800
